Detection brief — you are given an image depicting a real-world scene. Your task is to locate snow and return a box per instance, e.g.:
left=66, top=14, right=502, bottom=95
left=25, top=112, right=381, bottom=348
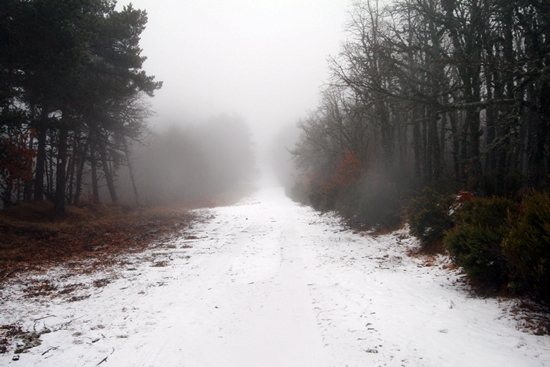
left=1, top=187, right=549, bottom=366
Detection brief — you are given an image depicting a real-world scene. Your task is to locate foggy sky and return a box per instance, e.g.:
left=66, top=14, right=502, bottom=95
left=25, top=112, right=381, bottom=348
left=116, top=0, right=350, bottom=149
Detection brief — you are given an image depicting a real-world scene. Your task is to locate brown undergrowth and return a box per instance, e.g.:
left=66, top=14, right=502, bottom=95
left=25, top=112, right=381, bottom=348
left=0, top=200, right=202, bottom=282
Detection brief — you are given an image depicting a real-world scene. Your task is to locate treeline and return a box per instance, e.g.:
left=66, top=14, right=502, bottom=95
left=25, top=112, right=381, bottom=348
left=0, top=0, right=161, bottom=216
left=291, top=0, right=550, bottom=301
left=125, top=114, right=258, bottom=206
left=292, top=0, right=550, bottom=219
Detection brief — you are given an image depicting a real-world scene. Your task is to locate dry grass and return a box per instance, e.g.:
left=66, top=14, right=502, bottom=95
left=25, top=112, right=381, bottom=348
left=500, top=299, right=550, bottom=336
left=0, top=200, right=201, bottom=282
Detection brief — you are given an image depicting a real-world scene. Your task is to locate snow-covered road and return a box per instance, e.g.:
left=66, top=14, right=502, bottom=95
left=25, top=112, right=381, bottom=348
left=1, top=187, right=549, bottom=366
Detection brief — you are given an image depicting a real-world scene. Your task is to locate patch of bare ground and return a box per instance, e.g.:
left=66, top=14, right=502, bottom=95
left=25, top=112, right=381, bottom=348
left=0, top=200, right=202, bottom=282
left=0, top=200, right=214, bottom=357
left=507, top=300, right=550, bottom=336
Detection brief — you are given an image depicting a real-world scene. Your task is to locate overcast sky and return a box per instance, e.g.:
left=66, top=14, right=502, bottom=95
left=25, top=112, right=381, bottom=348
left=116, top=0, right=351, bottom=148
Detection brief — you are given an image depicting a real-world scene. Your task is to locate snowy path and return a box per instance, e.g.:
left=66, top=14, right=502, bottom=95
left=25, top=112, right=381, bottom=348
left=1, top=187, right=549, bottom=366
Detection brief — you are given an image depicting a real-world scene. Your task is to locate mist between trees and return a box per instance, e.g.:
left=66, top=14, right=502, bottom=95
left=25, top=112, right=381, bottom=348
left=0, top=0, right=257, bottom=214
left=117, top=115, right=258, bottom=207
left=290, top=0, right=550, bottom=221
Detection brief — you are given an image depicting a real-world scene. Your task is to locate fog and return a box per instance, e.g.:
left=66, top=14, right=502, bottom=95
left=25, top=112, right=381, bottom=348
left=115, top=0, right=350, bottom=186
left=116, top=114, right=258, bottom=206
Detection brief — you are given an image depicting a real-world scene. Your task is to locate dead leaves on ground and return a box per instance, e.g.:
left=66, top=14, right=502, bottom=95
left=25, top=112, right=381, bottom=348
left=0, top=205, right=198, bottom=281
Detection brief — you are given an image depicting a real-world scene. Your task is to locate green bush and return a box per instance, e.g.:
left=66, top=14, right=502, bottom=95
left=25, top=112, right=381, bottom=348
left=444, top=197, right=517, bottom=288
left=406, top=187, right=453, bottom=251
left=503, top=191, right=550, bottom=301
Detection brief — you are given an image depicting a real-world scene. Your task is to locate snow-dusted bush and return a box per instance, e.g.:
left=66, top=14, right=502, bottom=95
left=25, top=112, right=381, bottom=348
left=406, top=187, right=453, bottom=251
left=503, top=191, right=550, bottom=302
left=444, top=197, right=517, bottom=288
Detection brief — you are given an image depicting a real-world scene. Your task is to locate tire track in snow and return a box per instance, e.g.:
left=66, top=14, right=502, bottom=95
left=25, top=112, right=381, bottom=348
left=107, top=188, right=332, bottom=367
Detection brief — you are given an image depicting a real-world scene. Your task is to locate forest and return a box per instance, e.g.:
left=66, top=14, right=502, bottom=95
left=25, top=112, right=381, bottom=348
left=2, top=0, right=549, bottom=305
left=0, top=0, right=257, bottom=216
left=290, top=0, right=550, bottom=302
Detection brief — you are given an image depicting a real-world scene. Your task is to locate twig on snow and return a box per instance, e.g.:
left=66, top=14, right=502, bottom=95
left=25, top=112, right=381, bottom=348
left=41, top=346, right=58, bottom=356
left=58, top=315, right=86, bottom=330
left=33, top=315, right=56, bottom=322
left=33, top=315, right=56, bottom=331
left=96, top=356, right=108, bottom=365
left=96, top=347, right=115, bottom=366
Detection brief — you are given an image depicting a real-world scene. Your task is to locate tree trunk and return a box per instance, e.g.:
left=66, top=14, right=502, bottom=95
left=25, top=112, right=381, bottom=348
left=90, top=144, right=100, bottom=202
left=99, top=140, right=118, bottom=203
left=428, top=109, right=441, bottom=182
left=122, top=136, right=140, bottom=206
left=54, top=113, right=69, bottom=217
left=24, top=133, right=34, bottom=201
left=2, top=182, right=12, bottom=208
left=67, top=132, right=77, bottom=204
left=73, top=137, right=90, bottom=206
left=447, top=111, right=460, bottom=185
left=33, top=105, right=48, bottom=201
left=412, top=110, right=422, bottom=182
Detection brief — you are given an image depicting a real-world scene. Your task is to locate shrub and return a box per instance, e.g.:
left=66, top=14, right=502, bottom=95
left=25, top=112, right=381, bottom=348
left=503, top=191, right=550, bottom=301
left=287, top=180, right=309, bottom=205
left=406, top=187, right=453, bottom=251
left=304, top=181, right=332, bottom=211
left=336, top=176, right=402, bottom=231
left=444, top=197, right=517, bottom=288
left=318, top=185, right=340, bottom=211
